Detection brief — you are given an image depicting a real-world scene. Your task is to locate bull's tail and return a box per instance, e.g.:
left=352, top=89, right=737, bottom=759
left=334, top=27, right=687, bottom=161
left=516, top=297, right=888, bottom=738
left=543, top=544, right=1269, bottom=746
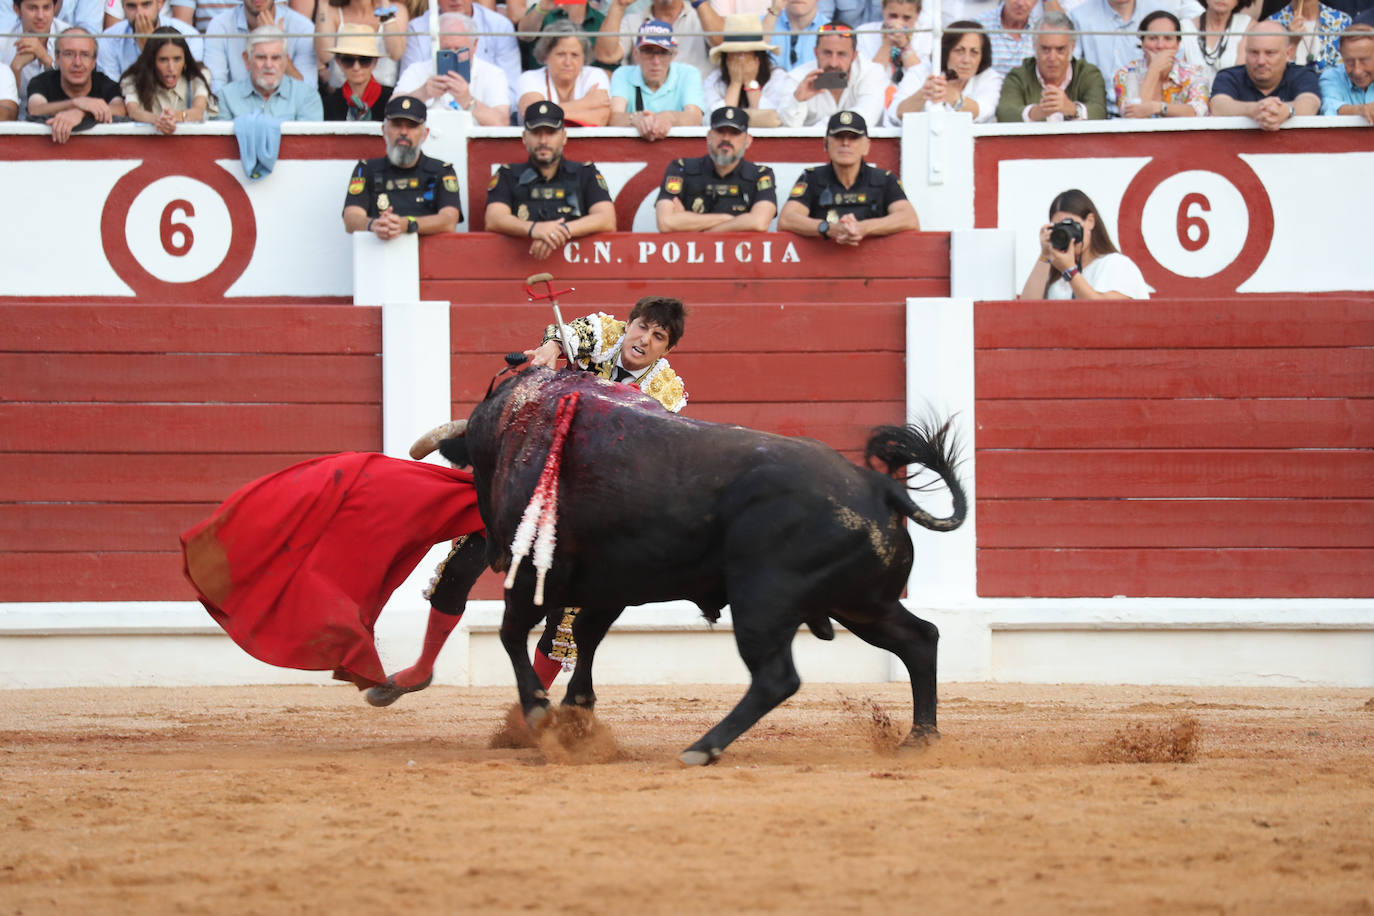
left=865, top=417, right=967, bottom=532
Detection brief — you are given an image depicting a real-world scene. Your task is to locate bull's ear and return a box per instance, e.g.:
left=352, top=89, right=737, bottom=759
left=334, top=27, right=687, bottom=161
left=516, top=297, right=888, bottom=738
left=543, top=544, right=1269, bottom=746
left=438, top=437, right=471, bottom=468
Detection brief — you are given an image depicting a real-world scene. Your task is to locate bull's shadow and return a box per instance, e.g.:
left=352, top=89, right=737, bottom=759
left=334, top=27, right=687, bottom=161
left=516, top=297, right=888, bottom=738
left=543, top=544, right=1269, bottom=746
left=443, top=367, right=966, bottom=766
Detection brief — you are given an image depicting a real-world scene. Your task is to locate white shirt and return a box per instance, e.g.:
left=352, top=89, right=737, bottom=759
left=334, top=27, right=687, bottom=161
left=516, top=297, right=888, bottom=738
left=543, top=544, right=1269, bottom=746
left=514, top=65, right=611, bottom=120
left=0, top=62, right=18, bottom=111
left=778, top=56, right=888, bottom=128
left=701, top=66, right=791, bottom=120
left=854, top=13, right=935, bottom=81
left=885, top=63, right=1003, bottom=125
left=1047, top=252, right=1152, bottom=299
left=0, top=16, right=68, bottom=117
left=403, top=7, right=522, bottom=106
left=1177, top=12, right=1252, bottom=88
left=395, top=54, right=511, bottom=115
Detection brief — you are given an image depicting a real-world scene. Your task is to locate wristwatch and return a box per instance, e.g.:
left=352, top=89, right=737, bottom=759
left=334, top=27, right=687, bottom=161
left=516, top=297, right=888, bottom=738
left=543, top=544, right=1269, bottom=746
left=1061, top=265, right=1080, bottom=282
left=817, top=220, right=831, bottom=238
left=406, top=216, right=419, bottom=234
left=746, top=80, right=761, bottom=92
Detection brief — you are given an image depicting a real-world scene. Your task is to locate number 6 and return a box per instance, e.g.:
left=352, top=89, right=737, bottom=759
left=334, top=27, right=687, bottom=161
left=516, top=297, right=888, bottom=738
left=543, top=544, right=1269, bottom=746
left=160, top=199, right=195, bottom=257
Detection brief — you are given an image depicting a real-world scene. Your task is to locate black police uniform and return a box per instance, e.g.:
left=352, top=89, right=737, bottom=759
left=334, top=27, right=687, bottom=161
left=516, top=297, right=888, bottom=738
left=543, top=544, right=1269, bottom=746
left=342, top=153, right=464, bottom=222
left=655, top=155, right=777, bottom=216
left=485, top=157, right=612, bottom=223
left=787, top=161, right=907, bottom=223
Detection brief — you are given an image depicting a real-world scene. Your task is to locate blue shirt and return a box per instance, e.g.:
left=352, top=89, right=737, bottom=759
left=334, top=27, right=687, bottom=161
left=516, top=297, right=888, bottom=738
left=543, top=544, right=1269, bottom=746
left=609, top=61, right=705, bottom=114
left=216, top=74, right=324, bottom=121
left=97, top=14, right=204, bottom=83
left=1319, top=65, right=1374, bottom=114
left=1211, top=62, right=1321, bottom=103
left=1069, top=0, right=1170, bottom=115
left=203, top=4, right=318, bottom=97
left=768, top=5, right=826, bottom=70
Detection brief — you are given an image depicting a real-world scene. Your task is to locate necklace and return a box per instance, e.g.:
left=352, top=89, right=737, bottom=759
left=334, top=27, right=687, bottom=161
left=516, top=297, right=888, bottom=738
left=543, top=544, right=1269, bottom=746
left=1197, top=14, right=1231, bottom=67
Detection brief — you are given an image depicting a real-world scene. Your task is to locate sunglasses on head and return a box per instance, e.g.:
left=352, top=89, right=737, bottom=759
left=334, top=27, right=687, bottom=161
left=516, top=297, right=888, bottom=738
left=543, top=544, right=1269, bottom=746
left=336, top=54, right=375, bottom=68
left=818, top=23, right=854, bottom=36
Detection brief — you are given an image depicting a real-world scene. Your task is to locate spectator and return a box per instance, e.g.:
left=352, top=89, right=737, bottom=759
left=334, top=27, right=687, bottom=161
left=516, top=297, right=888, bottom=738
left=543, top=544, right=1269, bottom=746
left=403, top=0, right=520, bottom=109
left=702, top=13, right=789, bottom=126
left=597, top=0, right=722, bottom=74
left=485, top=101, right=617, bottom=261
left=1210, top=20, right=1321, bottom=128
left=995, top=11, right=1109, bottom=121
left=1069, top=0, right=1171, bottom=115
left=1267, top=0, right=1352, bottom=73
left=887, top=19, right=1003, bottom=122
left=975, top=0, right=1041, bottom=77
left=609, top=20, right=706, bottom=139
left=779, top=21, right=888, bottom=126
left=0, top=61, right=16, bottom=119
left=179, top=0, right=240, bottom=34
left=203, top=0, right=314, bottom=98
left=778, top=110, right=919, bottom=243
left=5, top=0, right=101, bottom=33
left=515, top=20, right=611, bottom=127
left=856, top=0, right=934, bottom=94
left=1319, top=22, right=1373, bottom=118
left=515, top=0, right=605, bottom=72
left=26, top=27, right=127, bottom=142
left=216, top=24, right=323, bottom=119
left=315, top=0, right=407, bottom=90
left=1019, top=188, right=1151, bottom=299
left=97, top=0, right=201, bottom=84
left=770, top=0, right=827, bottom=69
left=1357, top=7, right=1374, bottom=25
left=322, top=23, right=392, bottom=120
left=343, top=95, right=462, bottom=238
left=120, top=26, right=215, bottom=131
left=1112, top=10, right=1210, bottom=116
left=1178, top=0, right=1251, bottom=87
left=393, top=12, right=510, bottom=125
left=655, top=106, right=778, bottom=231
left=2, top=0, right=67, bottom=119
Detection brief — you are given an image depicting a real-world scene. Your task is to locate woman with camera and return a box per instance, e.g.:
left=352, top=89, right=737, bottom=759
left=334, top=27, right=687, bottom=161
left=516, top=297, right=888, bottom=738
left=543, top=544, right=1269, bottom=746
left=1019, top=189, right=1152, bottom=300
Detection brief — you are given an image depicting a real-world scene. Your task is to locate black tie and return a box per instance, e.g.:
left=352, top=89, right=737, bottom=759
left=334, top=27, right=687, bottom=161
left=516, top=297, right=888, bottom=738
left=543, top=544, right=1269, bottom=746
left=614, top=367, right=633, bottom=382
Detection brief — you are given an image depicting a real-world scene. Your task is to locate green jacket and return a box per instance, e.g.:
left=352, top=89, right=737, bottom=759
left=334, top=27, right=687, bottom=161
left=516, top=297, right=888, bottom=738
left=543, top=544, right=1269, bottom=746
left=995, top=57, right=1108, bottom=122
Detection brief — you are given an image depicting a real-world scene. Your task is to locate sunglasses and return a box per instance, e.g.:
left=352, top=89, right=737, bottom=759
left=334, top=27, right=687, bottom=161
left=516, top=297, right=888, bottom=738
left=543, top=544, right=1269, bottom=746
left=817, top=23, right=854, bottom=36
left=336, top=54, right=375, bottom=68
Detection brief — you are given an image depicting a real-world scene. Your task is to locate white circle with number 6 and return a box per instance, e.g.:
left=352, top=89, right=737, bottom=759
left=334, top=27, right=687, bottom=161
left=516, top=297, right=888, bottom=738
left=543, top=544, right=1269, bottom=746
left=124, top=176, right=233, bottom=284
left=1138, top=170, right=1248, bottom=279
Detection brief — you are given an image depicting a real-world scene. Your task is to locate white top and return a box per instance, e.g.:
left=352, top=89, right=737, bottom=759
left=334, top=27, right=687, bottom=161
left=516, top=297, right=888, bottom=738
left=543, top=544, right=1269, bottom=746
left=120, top=73, right=215, bottom=117
left=0, top=17, right=68, bottom=116
left=884, top=63, right=1003, bottom=125
left=778, top=56, right=888, bottom=128
left=854, top=13, right=935, bottom=81
left=395, top=55, right=511, bottom=115
left=403, top=7, right=521, bottom=106
left=701, top=66, right=791, bottom=121
left=1177, top=12, right=1252, bottom=88
left=514, top=65, right=611, bottom=120
left=0, top=63, right=17, bottom=109
left=1047, top=252, right=1153, bottom=299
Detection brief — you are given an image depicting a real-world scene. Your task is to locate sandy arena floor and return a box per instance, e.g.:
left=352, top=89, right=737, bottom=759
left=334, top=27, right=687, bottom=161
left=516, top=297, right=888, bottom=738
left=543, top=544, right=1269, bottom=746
left=1, top=681, right=1371, bottom=915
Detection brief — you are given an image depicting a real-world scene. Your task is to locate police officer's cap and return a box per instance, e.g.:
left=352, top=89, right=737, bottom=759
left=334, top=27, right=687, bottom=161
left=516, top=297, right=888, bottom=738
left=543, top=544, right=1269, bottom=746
left=826, top=109, right=867, bottom=137
left=709, top=106, right=749, bottom=131
left=385, top=95, right=427, bottom=124
left=524, top=101, right=565, bottom=130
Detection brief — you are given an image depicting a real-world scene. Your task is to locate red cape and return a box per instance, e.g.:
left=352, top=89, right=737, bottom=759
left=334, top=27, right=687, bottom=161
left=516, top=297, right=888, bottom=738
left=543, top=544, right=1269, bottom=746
left=181, top=452, right=484, bottom=688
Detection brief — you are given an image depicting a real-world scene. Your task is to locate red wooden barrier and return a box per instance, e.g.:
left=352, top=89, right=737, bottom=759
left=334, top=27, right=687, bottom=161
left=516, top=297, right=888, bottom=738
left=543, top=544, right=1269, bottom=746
left=974, top=296, right=1374, bottom=599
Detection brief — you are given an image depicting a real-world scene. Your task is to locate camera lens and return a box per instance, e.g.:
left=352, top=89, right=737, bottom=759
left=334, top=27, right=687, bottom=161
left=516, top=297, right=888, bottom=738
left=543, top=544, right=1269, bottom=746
left=1049, top=227, right=1069, bottom=251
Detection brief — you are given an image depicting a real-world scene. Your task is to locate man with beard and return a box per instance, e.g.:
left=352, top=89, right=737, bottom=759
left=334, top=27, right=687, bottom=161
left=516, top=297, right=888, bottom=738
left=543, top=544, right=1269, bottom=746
left=216, top=25, right=322, bottom=120
left=779, top=21, right=887, bottom=128
left=485, top=100, right=616, bottom=260
left=342, top=94, right=463, bottom=239
left=654, top=106, right=778, bottom=232
left=778, top=109, right=918, bottom=244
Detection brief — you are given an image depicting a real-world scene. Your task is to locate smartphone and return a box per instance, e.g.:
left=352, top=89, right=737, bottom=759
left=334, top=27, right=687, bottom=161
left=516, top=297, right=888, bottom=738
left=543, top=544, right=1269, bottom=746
left=813, top=70, right=849, bottom=90
left=944, top=68, right=958, bottom=81
left=435, top=48, right=471, bottom=83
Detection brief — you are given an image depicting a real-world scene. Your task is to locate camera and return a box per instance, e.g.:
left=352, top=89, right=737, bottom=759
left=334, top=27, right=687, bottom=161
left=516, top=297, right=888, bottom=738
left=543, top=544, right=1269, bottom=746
left=1049, top=218, right=1083, bottom=252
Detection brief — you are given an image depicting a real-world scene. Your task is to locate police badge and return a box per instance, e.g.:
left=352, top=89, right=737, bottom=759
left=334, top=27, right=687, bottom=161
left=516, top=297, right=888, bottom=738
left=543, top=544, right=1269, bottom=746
left=517, top=204, right=529, bottom=221
left=691, top=197, right=705, bottom=213
left=827, top=209, right=838, bottom=223
left=377, top=192, right=390, bottom=211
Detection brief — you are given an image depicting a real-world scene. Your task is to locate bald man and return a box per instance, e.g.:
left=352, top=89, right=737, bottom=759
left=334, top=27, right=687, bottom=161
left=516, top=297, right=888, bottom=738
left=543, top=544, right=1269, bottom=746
left=1210, top=21, right=1321, bottom=131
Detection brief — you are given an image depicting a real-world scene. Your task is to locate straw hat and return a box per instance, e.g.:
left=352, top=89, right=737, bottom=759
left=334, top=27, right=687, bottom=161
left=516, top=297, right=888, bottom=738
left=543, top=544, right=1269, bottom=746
left=708, top=13, right=781, bottom=59
left=330, top=23, right=383, bottom=58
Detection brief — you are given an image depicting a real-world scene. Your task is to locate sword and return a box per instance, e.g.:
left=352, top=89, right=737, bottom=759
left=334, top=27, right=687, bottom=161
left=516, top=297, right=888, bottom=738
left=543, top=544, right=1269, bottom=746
left=523, top=272, right=577, bottom=367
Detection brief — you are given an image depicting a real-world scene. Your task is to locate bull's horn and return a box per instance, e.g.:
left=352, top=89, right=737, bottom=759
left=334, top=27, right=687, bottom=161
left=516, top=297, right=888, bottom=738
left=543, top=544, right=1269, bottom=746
left=526, top=272, right=553, bottom=284
left=409, top=420, right=467, bottom=460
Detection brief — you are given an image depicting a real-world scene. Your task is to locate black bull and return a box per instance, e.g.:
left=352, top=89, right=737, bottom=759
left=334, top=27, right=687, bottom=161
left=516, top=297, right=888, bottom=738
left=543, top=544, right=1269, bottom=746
left=442, top=367, right=968, bottom=765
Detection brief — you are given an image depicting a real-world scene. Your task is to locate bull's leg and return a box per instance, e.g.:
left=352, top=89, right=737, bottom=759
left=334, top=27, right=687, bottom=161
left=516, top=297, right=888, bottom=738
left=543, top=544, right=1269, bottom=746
left=561, top=605, right=626, bottom=710
left=365, top=533, right=487, bottom=707
left=841, top=602, right=940, bottom=745
left=680, top=613, right=801, bottom=766
left=500, top=593, right=553, bottom=725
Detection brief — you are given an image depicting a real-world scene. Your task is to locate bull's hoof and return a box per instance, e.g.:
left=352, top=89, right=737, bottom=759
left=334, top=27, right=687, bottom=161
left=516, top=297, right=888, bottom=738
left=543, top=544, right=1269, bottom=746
left=900, top=726, right=941, bottom=749
left=364, top=674, right=433, bottom=708
left=564, top=692, right=595, bottom=709
left=679, top=747, right=723, bottom=767
left=525, top=703, right=550, bottom=728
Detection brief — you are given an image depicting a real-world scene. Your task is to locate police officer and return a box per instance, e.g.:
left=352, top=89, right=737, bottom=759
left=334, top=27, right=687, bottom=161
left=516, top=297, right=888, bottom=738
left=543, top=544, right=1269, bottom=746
left=654, top=106, right=778, bottom=233
left=485, top=101, right=618, bottom=261
left=778, top=109, right=920, bottom=246
left=342, top=95, right=463, bottom=240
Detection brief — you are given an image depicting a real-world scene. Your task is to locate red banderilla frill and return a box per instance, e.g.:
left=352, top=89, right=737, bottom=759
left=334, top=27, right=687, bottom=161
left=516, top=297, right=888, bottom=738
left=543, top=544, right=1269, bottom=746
left=504, top=391, right=580, bottom=606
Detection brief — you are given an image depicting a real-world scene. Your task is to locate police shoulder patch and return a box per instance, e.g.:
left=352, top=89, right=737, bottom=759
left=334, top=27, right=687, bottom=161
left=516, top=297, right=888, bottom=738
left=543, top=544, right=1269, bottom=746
left=348, top=176, right=366, bottom=195
left=789, top=180, right=807, bottom=199
left=757, top=173, right=773, bottom=191
left=487, top=172, right=500, bottom=190
left=595, top=172, right=609, bottom=191
left=665, top=175, right=683, bottom=194
left=443, top=175, right=458, bottom=192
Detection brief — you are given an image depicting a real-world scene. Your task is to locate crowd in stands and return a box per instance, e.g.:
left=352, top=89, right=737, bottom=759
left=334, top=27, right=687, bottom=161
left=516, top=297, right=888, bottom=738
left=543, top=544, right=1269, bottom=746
left=3, top=0, right=1371, bottom=133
